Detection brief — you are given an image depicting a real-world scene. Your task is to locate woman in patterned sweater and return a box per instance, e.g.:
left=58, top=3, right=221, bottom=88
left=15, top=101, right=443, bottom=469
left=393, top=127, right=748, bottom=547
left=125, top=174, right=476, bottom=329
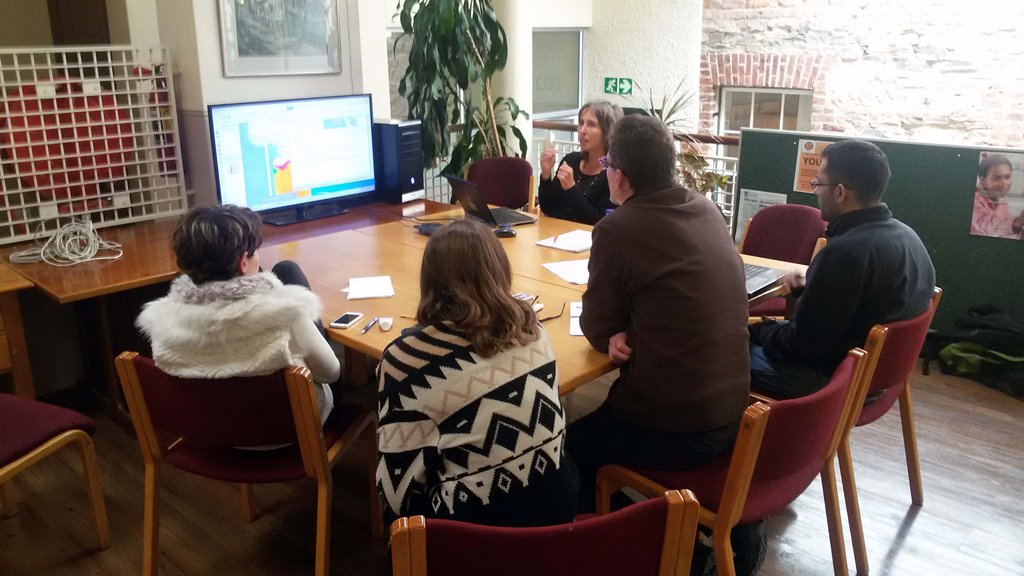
left=376, top=220, right=578, bottom=527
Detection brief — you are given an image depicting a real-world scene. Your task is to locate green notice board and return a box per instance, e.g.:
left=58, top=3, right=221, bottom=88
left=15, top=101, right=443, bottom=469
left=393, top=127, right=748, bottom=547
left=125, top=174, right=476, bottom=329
left=736, top=128, right=1023, bottom=332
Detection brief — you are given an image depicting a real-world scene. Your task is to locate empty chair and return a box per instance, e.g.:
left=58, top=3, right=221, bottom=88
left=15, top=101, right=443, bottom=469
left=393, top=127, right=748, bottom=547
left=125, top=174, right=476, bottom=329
left=0, top=393, right=110, bottom=552
left=598, top=347, right=872, bottom=576
left=390, top=489, right=701, bottom=576
left=739, top=204, right=827, bottom=317
left=115, top=351, right=378, bottom=576
left=466, top=156, right=535, bottom=210
left=839, top=287, right=942, bottom=575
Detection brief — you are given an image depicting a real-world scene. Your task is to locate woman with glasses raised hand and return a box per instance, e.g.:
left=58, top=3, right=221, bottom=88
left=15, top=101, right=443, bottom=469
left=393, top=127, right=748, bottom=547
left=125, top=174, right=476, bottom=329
left=538, top=100, right=623, bottom=224
left=375, top=219, right=578, bottom=528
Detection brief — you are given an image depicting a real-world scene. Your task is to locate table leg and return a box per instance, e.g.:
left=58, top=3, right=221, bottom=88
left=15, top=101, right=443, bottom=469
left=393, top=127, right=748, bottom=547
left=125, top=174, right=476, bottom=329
left=0, top=292, right=35, bottom=398
left=344, top=347, right=369, bottom=387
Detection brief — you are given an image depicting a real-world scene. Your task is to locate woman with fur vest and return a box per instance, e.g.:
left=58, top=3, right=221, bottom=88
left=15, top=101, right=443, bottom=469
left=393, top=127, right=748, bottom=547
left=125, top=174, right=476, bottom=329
left=136, top=205, right=340, bottom=425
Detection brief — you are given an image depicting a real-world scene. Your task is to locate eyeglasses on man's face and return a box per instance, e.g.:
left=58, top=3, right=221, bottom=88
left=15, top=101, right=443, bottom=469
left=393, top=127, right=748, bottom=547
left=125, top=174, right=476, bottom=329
left=810, top=178, right=835, bottom=189
left=598, top=155, right=617, bottom=170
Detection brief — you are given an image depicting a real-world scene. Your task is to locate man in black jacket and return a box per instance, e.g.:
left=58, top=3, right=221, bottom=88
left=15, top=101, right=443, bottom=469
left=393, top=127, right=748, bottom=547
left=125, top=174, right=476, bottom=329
left=749, top=140, right=936, bottom=398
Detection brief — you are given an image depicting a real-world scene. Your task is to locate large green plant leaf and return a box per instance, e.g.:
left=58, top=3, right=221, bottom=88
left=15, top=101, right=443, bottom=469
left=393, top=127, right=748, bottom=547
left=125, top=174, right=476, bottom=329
left=397, top=0, right=525, bottom=173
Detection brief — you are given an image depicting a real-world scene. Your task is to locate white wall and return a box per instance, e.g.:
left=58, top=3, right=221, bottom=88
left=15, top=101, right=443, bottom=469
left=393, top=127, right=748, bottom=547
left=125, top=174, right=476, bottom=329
left=153, top=0, right=390, bottom=205
left=585, top=0, right=702, bottom=129
left=0, top=0, right=53, bottom=46
left=532, top=0, right=592, bottom=28
left=189, top=1, right=355, bottom=109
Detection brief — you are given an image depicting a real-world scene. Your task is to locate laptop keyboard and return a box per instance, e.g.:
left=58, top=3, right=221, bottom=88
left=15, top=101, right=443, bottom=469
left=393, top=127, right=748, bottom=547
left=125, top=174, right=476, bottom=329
left=744, top=263, right=769, bottom=279
left=491, top=206, right=536, bottom=226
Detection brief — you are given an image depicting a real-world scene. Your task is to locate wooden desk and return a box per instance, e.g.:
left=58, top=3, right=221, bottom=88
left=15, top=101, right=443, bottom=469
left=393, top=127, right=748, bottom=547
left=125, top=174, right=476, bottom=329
left=261, top=204, right=808, bottom=395
left=259, top=228, right=611, bottom=395
left=354, top=209, right=595, bottom=290
left=0, top=205, right=403, bottom=415
left=0, top=263, right=34, bottom=398
left=0, top=205, right=405, bottom=304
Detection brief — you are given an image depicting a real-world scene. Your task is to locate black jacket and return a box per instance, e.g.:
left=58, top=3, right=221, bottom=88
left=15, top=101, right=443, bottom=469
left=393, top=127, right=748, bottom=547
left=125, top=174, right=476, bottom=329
left=752, top=204, right=936, bottom=376
left=537, top=152, right=614, bottom=225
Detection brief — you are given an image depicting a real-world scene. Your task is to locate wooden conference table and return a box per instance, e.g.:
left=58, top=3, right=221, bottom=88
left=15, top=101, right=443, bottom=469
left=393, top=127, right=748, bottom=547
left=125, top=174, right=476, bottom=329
left=259, top=202, right=807, bottom=395
left=1, top=200, right=806, bottom=405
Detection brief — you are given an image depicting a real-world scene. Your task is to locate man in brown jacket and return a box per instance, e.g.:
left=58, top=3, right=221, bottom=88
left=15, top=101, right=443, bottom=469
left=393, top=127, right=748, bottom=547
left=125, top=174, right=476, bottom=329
left=568, top=115, right=751, bottom=513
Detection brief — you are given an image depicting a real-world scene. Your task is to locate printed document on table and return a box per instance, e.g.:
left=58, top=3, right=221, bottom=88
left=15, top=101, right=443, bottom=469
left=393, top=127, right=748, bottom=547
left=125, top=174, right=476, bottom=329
left=569, top=301, right=583, bottom=336
left=536, top=229, right=592, bottom=253
left=541, top=258, right=590, bottom=285
left=346, top=275, right=395, bottom=300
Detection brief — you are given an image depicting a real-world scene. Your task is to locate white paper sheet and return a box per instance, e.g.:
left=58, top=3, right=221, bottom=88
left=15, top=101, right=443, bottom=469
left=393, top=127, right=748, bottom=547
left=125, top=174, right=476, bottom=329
left=536, top=229, right=593, bottom=253
left=569, top=301, right=583, bottom=336
left=346, top=275, right=395, bottom=300
left=541, top=258, right=590, bottom=285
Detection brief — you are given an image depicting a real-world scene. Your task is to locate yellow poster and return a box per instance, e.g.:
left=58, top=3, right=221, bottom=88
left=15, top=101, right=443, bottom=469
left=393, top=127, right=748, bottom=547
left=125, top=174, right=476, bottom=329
left=793, top=139, right=833, bottom=193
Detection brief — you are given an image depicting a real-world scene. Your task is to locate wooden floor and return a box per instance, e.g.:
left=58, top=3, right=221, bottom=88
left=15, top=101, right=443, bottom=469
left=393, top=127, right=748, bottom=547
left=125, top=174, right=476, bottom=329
left=2, top=362, right=1023, bottom=575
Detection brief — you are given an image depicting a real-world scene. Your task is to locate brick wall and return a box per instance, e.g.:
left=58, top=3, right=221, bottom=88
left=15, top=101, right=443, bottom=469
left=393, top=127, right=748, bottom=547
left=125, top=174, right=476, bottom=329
left=699, top=53, right=837, bottom=134
left=702, top=0, right=1024, bottom=147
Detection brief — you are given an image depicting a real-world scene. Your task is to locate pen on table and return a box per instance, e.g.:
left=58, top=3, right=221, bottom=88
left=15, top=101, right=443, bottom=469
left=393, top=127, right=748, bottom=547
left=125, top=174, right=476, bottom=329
left=552, top=233, right=560, bottom=243
left=400, top=314, right=416, bottom=319
left=360, top=317, right=379, bottom=334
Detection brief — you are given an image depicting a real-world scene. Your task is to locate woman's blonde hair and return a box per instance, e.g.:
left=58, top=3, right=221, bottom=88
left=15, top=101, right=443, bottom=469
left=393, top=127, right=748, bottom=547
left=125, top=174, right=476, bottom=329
left=417, top=220, right=539, bottom=357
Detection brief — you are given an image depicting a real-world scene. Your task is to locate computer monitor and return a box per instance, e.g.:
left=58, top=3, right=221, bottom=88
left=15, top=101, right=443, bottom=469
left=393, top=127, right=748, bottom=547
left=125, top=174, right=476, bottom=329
left=208, top=94, right=376, bottom=225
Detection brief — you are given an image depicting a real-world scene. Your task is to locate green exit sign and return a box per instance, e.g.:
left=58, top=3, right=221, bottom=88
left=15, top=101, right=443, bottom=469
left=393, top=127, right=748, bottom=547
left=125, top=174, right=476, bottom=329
left=603, top=77, right=633, bottom=95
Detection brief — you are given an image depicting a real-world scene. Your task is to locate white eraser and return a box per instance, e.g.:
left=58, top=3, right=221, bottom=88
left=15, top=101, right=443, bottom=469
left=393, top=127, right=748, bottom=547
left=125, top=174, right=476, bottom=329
left=379, top=317, right=394, bottom=331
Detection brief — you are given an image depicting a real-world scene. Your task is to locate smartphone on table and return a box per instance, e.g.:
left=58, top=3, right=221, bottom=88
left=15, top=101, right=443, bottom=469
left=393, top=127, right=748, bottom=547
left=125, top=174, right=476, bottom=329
left=329, top=312, right=364, bottom=329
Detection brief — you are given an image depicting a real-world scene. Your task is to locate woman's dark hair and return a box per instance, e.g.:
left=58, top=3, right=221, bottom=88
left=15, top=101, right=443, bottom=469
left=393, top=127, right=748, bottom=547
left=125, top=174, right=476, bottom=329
left=416, top=220, right=539, bottom=357
left=172, top=205, right=263, bottom=284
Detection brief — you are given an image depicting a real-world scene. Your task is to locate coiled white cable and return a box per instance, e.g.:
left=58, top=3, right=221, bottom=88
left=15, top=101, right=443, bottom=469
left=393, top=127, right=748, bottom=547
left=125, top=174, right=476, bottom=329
left=8, top=218, right=124, bottom=266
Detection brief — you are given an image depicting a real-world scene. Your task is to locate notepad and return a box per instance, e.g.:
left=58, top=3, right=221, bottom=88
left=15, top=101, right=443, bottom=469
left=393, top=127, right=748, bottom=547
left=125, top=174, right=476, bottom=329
left=569, top=301, right=583, bottom=336
left=541, top=259, right=590, bottom=285
left=346, top=275, right=395, bottom=300
left=536, top=229, right=592, bottom=253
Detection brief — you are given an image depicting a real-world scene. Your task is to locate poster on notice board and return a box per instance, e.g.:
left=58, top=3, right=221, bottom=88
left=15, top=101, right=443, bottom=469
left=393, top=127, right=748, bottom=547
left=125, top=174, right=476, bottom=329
left=736, top=189, right=788, bottom=243
left=793, top=139, right=833, bottom=193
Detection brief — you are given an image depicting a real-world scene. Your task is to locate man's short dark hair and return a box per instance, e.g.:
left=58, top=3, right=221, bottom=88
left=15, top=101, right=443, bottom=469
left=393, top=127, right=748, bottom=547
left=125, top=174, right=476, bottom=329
left=978, top=154, right=1012, bottom=180
left=821, top=140, right=891, bottom=204
left=172, top=205, right=263, bottom=284
left=607, top=115, right=677, bottom=194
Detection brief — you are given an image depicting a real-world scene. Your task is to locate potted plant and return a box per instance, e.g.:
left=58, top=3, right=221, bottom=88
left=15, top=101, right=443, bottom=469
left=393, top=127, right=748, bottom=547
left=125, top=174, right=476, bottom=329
left=630, top=80, right=729, bottom=197
left=395, top=0, right=528, bottom=176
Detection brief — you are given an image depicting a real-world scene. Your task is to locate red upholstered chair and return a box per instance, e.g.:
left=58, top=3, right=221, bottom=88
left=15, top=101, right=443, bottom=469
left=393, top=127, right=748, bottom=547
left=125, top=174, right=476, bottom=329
left=739, top=204, right=827, bottom=317
left=466, top=156, right=536, bottom=211
left=115, top=351, right=379, bottom=576
left=598, top=347, right=873, bottom=576
left=839, top=287, right=942, bottom=575
left=390, top=489, right=701, bottom=576
left=0, top=393, right=110, bottom=552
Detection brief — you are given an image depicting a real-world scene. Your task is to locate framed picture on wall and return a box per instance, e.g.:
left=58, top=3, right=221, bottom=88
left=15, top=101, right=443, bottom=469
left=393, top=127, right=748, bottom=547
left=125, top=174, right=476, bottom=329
left=218, top=0, right=341, bottom=77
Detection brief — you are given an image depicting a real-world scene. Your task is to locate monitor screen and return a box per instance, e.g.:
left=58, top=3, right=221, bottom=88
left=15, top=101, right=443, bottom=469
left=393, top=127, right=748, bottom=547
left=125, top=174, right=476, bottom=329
left=208, top=94, right=375, bottom=222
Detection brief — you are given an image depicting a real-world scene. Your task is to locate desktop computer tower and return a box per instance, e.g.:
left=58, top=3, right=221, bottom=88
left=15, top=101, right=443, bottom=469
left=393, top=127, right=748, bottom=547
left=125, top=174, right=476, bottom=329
left=374, top=119, right=425, bottom=204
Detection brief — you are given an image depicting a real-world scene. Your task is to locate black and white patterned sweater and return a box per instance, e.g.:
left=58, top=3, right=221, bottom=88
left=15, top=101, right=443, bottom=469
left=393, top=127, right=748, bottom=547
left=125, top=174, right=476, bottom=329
left=376, top=322, right=576, bottom=527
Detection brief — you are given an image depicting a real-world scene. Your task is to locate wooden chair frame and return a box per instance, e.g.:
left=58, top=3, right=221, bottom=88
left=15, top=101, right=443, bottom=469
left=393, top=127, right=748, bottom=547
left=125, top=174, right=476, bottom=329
left=115, top=351, right=380, bottom=576
left=0, top=426, right=111, bottom=550
left=390, top=489, right=701, bottom=576
left=839, top=287, right=942, bottom=575
left=599, top=347, right=875, bottom=576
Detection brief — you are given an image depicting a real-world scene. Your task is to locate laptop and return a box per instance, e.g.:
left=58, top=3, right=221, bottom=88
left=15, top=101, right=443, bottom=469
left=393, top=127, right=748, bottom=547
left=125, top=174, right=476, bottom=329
left=446, top=175, right=537, bottom=227
left=744, top=263, right=787, bottom=298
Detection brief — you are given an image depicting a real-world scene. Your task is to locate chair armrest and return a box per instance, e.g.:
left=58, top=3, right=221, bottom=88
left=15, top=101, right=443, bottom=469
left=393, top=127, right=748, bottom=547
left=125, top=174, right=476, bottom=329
left=595, top=464, right=670, bottom=515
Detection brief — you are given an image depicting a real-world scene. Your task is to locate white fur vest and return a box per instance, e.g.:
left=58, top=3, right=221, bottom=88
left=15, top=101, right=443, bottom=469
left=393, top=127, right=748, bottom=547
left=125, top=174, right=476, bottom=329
left=136, top=272, right=322, bottom=379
